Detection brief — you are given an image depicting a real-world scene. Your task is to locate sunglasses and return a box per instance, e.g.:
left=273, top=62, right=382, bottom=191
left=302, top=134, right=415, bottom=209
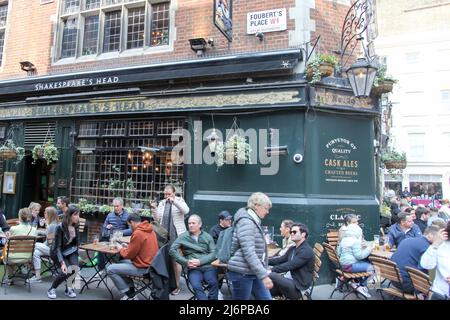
left=290, top=230, right=299, bottom=235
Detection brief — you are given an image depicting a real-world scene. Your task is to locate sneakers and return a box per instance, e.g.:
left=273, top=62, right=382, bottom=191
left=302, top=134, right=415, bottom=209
left=65, top=288, right=77, bottom=298
left=120, top=295, right=138, bottom=300
left=356, top=286, right=372, bottom=298
left=218, top=290, right=224, bottom=300
left=2, top=278, right=14, bottom=286
left=170, top=287, right=181, bottom=295
left=335, top=276, right=344, bottom=290
left=47, top=288, right=57, bottom=299
left=26, top=276, right=42, bottom=283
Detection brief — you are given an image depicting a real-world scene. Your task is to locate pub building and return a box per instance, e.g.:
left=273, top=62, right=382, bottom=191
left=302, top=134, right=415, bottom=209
left=0, top=0, right=380, bottom=284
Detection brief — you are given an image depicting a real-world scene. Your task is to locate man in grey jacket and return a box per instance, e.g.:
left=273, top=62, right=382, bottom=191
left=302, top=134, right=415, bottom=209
left=227, top=192, right=273, bottom=300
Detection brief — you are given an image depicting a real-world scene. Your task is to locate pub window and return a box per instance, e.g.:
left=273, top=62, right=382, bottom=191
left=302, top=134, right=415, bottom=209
left=0, top=2, right=8, bottom=67
left=72, top=118, right=184, bottom=208
left=56, top=0, right=171, bottom=61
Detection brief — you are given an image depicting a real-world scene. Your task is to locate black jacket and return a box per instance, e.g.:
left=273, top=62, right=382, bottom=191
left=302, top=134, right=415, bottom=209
left=0, top=212, right=10, bottom=232
left=51, top=223, right=79, bottom=264
left=268, top=241, right=315, bottom=291
left=209, top=224, right=227, bottom=243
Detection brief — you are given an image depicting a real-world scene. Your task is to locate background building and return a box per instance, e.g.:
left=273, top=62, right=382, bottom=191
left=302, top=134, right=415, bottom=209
left=375, top=0, right=450, bottom=202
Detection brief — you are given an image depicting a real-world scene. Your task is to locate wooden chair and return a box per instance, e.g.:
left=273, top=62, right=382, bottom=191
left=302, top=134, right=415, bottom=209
left=1, top=236, right=36, bottom=293
left=368, top=256, right=416, bottom=300
left=78, top=218, right=86, bottom=234
left=326, top=230, right=339, bottom=248
left=303, top=243, right=324, bottom=300
left=405, top=266, right=432, bottom=300
left=323, top=242, right=372, bottom=300
left=6, top=218, right=19, bottom=227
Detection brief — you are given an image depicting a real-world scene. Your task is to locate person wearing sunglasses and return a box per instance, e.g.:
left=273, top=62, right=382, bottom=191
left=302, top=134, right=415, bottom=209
left=267, top=223, right=315, bottom=299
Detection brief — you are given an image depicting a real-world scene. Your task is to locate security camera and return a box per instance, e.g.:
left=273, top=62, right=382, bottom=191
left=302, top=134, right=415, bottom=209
left=255, top=32, right=264, bottom=41
left=293, top=153, right=303, bottom=164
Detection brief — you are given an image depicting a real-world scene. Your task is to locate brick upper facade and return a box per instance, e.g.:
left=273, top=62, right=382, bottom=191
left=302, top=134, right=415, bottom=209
left=0, top=0, right=353, bottom=80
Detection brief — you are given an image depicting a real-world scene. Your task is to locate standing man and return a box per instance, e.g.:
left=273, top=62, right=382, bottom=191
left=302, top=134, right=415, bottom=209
left=154, top=184, right=190, bottom=295
left=107, top=213, right=158, bottom=300
left=56, top=196, right=69, bottom=218
left=268, top=223, right=315, bottom=299
left=209, top=210, right=232, bottom=243
left=98, top=197, right=132, bottom=274
left=170, top=214, right=218, bottom=300
left=401, top=187, right=412, bottom=199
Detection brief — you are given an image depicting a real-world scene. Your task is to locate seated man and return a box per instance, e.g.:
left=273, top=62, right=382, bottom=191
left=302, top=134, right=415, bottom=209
left=107, top=213, right=158, bottom=300
left=268, top=223, right=315, bottom=299
left=56, top=196, right=69, bottom=219
left=388, top=212, right=422, bottom=248
left=169, top=214, right=218, bottom=300
left=98, top=197, right=132, bottom=273
left=414, top=207, right=430, bottom=233
left=391, top=225, right=440, bottom=294
left=209, top=210, right=232, bottom=244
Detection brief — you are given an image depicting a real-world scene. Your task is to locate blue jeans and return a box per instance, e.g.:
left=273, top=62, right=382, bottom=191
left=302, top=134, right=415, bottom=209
left=351, top=261, right=374, bottom=286
left=188, top=267, right=219, bottom=300
left=106, top=259, right=147, bottom=293
left=228, top=271, right=272, bottom=300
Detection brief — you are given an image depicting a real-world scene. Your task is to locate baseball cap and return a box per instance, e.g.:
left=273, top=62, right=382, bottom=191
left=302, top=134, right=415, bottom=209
left=218, top=210, right=232, bottom=220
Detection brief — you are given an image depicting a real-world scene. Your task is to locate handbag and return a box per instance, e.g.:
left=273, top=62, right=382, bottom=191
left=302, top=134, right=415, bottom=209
left=151, top=221, right=169, bottom=248
left=62, top=245, right=78, bottom=257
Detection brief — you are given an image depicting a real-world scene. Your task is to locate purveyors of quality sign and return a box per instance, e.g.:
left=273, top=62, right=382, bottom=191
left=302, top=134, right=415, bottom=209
left=247, top=8, right=286, bottom=34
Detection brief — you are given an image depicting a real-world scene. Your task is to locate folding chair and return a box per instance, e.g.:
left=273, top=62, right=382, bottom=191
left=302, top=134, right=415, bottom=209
left=368, top=256, right=416, bottom=300
left=40, top=232, right=58, bottom=278
left=1, top=236, right=36, bottom=293
left=323, top=242, right=372, bottom=300
left=405, top=266, right=432, bottom=300
left=303, top=243, right=324, bottom=300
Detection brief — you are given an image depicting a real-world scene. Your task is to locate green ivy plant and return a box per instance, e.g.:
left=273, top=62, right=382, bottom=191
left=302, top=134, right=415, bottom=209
left=139, top=209, right=152, bottom=217
left=32, top=140, right=59, bottom=165
left=215, top=133, right=252, bottom=168
left=307, top=54, right=338, bottom=84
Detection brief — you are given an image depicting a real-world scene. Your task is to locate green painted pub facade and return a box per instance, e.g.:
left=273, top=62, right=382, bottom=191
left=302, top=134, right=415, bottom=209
left=0, top=49, right=380, bottom=283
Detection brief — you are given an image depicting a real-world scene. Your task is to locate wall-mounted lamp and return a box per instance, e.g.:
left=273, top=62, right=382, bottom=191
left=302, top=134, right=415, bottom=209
left=20, top=61, right=36, bottom=75
left=206, top=129, right=221, bottom=155
left=189, top=38, right=214, bottom=56
left=265, top=146, right=288, bottom=156
left=345, top=57, right=377, bottom=97
left=255, top=32, right=264, bottom=42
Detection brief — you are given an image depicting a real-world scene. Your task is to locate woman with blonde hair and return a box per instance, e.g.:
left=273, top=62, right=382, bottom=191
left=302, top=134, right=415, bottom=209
left=27, top=206, right=59, bottom=283
left=3, top=208, right=38, bottom=285
left=28, top=202, right=42, bottom=228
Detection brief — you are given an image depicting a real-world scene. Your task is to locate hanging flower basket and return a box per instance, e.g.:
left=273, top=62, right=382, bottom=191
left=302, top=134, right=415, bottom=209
left=306, top=62, right=334, bottom=80
left=383, top=160, right=407, bottom=170
left=32, top=140, right=59, bottom=165
left=214, top=120, right=252, bottom=168
left=372, top=80, right=395, bottom=96
left=0, top=149, right=18, bottom=159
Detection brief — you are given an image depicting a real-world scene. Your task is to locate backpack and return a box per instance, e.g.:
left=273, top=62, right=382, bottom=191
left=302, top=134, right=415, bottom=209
left=215, top=225, right=235, bottom=264
left=215, top=216, right=254, bottom=263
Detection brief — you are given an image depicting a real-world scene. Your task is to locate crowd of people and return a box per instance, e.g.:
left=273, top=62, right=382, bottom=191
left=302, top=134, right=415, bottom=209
left=0, top=185, right=449, bottom=301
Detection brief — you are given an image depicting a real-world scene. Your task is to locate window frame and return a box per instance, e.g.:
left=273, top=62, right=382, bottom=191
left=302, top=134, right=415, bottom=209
left=55, top=0, right=171, bottom=62
left=0, top=1, right=9, bottom=68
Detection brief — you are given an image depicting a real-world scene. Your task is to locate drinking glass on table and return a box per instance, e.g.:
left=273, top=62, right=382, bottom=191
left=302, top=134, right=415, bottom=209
left=373, top=235, right=380, bottom=251
left=93, top=235, right=99, bottom=245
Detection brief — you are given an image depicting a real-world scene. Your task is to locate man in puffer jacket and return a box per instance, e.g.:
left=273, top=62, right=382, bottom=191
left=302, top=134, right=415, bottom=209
left=227, top=192, right=273, bottom=300
left=336, top=223, right=374, bottom=298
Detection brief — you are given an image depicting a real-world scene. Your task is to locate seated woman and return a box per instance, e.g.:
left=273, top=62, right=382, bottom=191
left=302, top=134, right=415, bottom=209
left=2, top=208, right=38, bottom=284
left=338, top=214, right=359, bottom=242
left=276, top=219, right=295, bottom=257
left=27, top=206, right=59, bottom=283
left=28, top=202, right=42, bottom=228
left=336, top=223, right=374, bottom=298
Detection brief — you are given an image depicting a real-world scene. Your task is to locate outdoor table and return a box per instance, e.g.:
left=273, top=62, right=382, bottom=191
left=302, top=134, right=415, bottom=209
left=370, top=248, right=393, bottom=260
left=78, top=241, right=120, bottom=299
left=121, top=236, right=130, bottom=244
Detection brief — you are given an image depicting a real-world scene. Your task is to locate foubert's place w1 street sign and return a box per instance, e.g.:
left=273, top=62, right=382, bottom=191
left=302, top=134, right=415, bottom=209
left=247, top=8, right=287, bottom=34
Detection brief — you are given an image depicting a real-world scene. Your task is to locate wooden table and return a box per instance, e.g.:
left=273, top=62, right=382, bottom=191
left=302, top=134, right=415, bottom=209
left=370, top=248, right=393, bottom=260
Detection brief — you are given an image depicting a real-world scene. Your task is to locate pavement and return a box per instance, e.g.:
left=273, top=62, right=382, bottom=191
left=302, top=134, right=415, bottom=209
left=0, top=267, right=383, bottom=300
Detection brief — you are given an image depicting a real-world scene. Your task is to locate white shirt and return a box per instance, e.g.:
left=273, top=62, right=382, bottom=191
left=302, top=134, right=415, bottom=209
left=420, top=241, right=450, bottom=296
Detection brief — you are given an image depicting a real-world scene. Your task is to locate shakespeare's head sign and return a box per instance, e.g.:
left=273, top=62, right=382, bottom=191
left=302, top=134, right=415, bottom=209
left=214, top=0, right=232, bottom=41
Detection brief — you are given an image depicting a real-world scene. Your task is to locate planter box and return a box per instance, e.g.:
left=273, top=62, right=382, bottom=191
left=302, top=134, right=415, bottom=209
left=384, top=160, right=407, bottom=169
left=306, top=62, right=334, bottom=80
left=372, top=80, right=394, bottom=96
